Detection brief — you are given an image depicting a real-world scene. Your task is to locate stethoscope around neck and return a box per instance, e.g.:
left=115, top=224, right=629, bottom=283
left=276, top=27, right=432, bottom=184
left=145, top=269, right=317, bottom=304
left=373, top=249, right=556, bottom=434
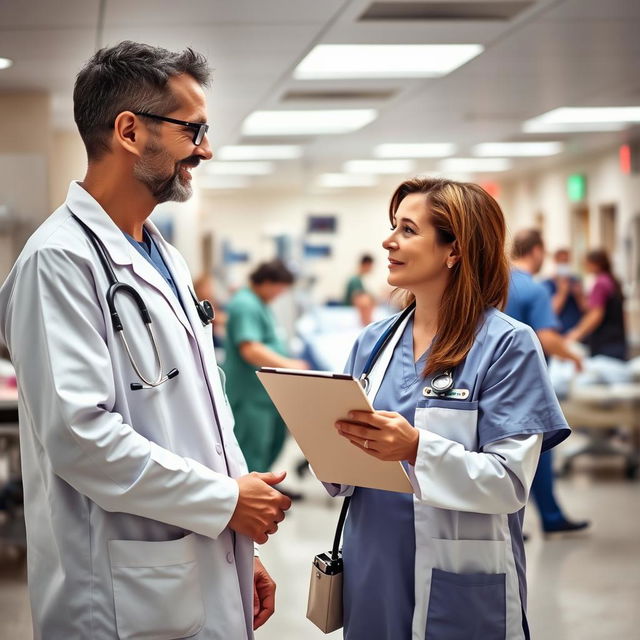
left=358, top=301, right=454, bottom=397
left=73, top=215, right=214, bottom=391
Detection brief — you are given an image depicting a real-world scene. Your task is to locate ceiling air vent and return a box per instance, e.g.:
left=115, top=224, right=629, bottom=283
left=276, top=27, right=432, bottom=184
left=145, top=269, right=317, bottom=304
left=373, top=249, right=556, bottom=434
left=281, top=89, right=396, bottom=102
left=359, top=2, right=535, bottom=21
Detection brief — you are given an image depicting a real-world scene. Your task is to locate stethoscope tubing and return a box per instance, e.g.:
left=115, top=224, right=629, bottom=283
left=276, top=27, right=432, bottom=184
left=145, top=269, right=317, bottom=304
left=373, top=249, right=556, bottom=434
left=73, top=214, right=176, bottom=390
left=359, top=301, right=454, bottom=397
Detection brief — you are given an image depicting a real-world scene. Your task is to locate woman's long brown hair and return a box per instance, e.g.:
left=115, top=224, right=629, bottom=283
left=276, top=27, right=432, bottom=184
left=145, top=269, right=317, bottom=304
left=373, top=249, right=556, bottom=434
left=388, top=177, right=510, bottom=377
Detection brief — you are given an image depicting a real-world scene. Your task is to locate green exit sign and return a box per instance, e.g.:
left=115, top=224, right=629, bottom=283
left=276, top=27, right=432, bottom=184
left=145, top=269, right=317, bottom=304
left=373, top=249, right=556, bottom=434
left=567, top=174, right=587, bottom=201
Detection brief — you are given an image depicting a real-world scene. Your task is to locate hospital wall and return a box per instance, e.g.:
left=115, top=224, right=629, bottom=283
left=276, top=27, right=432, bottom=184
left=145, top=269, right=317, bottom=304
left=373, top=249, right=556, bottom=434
left=0, top=92, right=51, bottom=278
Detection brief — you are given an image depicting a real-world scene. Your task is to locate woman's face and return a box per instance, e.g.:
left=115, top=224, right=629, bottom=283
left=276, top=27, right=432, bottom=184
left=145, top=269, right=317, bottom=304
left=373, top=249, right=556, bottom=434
left=382, top=193, right=455, bottom=293
left=584, top=259, right=599, bottom=275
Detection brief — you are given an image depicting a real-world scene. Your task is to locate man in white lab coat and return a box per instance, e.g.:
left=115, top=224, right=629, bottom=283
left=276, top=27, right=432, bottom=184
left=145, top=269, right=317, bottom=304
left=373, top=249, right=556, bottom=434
left=0, top=41, right=290, bottom=639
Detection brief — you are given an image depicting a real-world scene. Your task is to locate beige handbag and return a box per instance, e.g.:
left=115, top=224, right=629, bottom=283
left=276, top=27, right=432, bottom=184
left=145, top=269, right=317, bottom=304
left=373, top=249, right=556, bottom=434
left=306, top=497, right=351, bottom=633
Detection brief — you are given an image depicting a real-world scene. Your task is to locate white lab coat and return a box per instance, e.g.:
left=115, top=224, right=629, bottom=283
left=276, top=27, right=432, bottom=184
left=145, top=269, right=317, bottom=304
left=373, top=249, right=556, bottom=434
left=0, top=182, right=255, bottom=639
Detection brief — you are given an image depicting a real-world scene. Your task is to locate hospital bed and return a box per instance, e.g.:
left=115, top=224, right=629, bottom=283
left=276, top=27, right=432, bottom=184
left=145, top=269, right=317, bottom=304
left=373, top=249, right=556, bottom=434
left=559, top=384, right=640, bottom=479
left=552, top=354, right=640, bottom=479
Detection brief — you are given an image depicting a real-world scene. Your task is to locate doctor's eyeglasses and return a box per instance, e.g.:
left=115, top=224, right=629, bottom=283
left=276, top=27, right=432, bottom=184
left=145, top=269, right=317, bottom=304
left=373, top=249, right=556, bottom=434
left=133, top=111, right=209, bottom=145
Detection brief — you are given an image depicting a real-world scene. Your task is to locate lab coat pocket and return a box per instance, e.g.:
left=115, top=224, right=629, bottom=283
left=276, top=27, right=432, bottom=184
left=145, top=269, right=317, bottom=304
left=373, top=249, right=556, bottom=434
left=109, top=533, right=205, bottom=640
left=415, top=399, right=479, bottom=449
left=425, top=538, right=506, bottom=639
left=425, top=568, right=506, bottom=640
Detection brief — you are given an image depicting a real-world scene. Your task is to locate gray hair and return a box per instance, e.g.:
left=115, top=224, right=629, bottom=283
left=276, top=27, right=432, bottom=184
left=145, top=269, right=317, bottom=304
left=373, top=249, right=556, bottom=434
left=73, top=41, right=211, bottom=160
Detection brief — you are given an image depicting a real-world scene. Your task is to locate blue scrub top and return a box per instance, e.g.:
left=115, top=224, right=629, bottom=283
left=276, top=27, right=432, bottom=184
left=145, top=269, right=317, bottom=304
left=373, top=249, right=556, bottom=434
left=505, top=269, right=559, bottom=332
left=342, top=318, right=422, bottom=640
left=541, top=277, right=582, bottom=333
left=123, top=228, right=181, bottom=301
left=341, top=308, right=570, bottom=640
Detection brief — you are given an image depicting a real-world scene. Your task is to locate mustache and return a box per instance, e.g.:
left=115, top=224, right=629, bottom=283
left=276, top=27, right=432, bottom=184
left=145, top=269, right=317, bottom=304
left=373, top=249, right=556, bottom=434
left=179, top=156, right=201, bottom=169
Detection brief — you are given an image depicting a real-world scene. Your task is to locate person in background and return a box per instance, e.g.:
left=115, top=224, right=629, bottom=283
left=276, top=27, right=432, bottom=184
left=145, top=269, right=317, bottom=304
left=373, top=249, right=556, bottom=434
left=351, top=290, right=376, bottom=327
left=507, top=229, right=589, bottom=534
left=566, top=249, right=628, bottom=360
left=193, top=271, right=227, bottom=347
left=224, top=259, right=308, bottom=480
left=344, top=254, right=374, bottom=305
left=542, top=248, right=585, bottom=334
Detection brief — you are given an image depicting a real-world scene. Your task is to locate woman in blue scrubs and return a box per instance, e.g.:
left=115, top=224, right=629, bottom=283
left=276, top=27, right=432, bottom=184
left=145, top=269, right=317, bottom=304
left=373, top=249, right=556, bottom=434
left=329, top=177, right=570, bottom=639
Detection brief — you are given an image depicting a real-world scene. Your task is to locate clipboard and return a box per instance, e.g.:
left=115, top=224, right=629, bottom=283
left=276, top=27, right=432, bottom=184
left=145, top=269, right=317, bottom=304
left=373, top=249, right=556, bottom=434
left=256, top=368, right=413, bottom=494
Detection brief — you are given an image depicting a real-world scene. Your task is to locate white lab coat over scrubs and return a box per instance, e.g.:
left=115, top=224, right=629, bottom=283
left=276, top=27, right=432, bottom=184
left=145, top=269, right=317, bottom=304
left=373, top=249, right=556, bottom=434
left=0, top=182, right=255, bottom=639
left=325, top=309, right=570, bottom=640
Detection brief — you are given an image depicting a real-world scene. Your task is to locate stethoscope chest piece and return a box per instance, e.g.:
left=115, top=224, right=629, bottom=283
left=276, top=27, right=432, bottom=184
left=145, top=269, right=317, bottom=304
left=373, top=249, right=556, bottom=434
left=431, top=370, right=454, bottom=394
left=422, top=370, right=470, bottom=399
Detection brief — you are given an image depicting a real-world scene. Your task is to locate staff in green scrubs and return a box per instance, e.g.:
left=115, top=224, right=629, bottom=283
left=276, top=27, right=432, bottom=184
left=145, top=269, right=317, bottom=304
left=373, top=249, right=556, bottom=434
left=343, top=254, right=374, bottom=305
left=223, top=260, right=308, bottom=472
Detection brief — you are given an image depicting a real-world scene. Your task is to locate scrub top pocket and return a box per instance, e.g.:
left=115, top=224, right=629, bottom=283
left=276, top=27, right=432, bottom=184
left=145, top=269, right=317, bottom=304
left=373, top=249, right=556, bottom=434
left=108, top=533, right=205, bottom=640
left=415, top=399, right=479, bottom=450
left=425, top=568, right=506, bottom=640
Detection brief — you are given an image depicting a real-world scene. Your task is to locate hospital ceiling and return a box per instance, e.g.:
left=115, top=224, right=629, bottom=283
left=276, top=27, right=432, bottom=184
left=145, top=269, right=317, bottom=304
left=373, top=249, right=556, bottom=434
left=1, top=0, right=640, bottom=191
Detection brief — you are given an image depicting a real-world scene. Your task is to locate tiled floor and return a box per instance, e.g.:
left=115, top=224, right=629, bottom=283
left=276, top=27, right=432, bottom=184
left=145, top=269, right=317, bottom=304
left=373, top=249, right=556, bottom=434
left=1, top=441, right=639, bottom=640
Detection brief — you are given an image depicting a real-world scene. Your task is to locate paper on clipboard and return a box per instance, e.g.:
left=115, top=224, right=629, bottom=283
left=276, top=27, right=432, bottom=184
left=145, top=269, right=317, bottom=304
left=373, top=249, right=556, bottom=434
left=256, top=368, right=413, bottom=494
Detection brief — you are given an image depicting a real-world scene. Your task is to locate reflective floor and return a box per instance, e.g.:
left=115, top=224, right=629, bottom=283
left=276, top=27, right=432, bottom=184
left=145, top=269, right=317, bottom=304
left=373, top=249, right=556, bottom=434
left=1, top=439, right=639, bottom=640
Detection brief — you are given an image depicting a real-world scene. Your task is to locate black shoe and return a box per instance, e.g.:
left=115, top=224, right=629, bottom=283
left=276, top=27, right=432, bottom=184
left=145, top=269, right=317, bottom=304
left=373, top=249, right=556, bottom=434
left=543, top=519, right=590, bottom=534
left=275, top=484, right=305, bottom=501
left=295, top=458, right=310, bottom=479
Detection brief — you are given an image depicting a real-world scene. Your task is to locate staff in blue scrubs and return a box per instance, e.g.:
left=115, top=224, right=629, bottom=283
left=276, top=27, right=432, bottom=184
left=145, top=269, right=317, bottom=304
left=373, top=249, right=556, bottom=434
left=507, top=229, right=590, bottom=535
left=328, top=177, right=571, bottom=640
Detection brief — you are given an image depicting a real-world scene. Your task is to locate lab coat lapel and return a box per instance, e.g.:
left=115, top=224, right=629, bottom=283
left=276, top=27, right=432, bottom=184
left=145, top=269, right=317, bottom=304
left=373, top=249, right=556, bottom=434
left=126, top=243, right=195, bottom=339
left=65, top=181, right=194, bottom=339
left=146, top=223, right=213, bottom=359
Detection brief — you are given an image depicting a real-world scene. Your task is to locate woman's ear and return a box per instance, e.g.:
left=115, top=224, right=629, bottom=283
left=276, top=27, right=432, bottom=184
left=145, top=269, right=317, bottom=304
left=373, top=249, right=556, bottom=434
left=446, top=242, right=460, bottom=269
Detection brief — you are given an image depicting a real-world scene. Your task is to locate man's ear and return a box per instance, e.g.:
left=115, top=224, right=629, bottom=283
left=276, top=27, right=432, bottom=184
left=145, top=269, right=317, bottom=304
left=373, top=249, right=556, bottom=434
left=113, top=111, right=144, bottom=157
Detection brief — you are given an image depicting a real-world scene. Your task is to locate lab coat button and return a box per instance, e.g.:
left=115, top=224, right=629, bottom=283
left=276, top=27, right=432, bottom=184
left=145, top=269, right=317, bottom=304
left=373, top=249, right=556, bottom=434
left=215, top=443, right=223, bottom=455
left=226, top=552, right=234, bottom=564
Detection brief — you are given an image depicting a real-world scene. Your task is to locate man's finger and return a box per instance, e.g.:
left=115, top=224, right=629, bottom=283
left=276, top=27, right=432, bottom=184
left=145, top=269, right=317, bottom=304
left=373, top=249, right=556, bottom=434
left=256, top=470, right=287, bottom=486
left=253, top=582, right=276, bottom=630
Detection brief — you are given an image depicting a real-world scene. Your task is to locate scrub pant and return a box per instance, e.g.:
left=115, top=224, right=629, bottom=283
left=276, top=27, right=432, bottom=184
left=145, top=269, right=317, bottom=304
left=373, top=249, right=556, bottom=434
left=530, top=450, right=564, bottom=529
left=232, top=400, right=287, bottom=472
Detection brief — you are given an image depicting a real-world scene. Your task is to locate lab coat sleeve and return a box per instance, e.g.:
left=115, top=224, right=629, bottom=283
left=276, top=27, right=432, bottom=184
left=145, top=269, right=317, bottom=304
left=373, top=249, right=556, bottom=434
left=7, top=248, right=238, bottom=540
left=407, top=433, right=542, bottom=514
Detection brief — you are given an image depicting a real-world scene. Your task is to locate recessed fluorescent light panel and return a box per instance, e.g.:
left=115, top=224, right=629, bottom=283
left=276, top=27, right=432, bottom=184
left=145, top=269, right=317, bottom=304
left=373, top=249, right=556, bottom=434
left=439, top=158, right=512, bottom=172
left=318, top=173, right=378, bottom=188
left=217, top=145, right=302, bottom=160
left=0, top=58, right=13, bottom=70
left=294, top=45, right=483, bottom=79
left=472, top=142, right=563, bottom=157
left=374, top=143, right=457, bottom=158
left=344, top=159, right=415, bottom=174
left=206, top=161, right=273, bottom=176
left=523, top=107, right=640, bottom=133
left=242, top=110, right=377, bottom=136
